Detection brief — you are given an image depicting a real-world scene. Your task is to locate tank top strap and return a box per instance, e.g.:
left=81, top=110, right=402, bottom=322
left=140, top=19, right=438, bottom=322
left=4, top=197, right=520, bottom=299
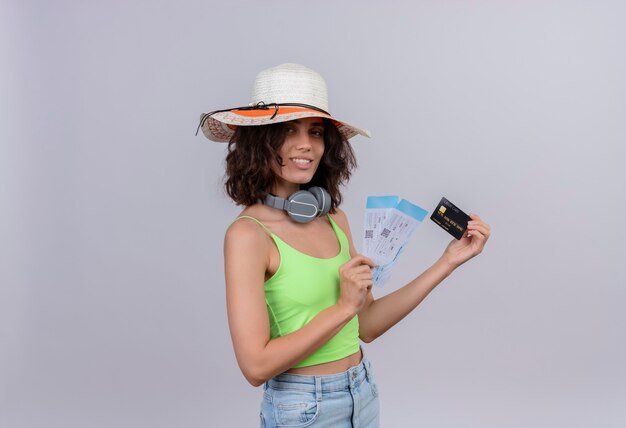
left=230, top=215, right=274, bottom=236
left=326, top=214, right=339, bottom=228
left=326, top=214, right=349, bottom=255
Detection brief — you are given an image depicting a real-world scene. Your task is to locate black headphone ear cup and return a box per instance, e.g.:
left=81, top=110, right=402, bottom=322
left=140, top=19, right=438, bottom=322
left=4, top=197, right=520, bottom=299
left=307, top=187, right=332, bottom=217
left=287, top=190, right=320, bottom=223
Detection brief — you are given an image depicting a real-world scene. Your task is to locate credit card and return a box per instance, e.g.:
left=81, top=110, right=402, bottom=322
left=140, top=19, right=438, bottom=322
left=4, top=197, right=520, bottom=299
left=430, top=197, right=470, bottom=240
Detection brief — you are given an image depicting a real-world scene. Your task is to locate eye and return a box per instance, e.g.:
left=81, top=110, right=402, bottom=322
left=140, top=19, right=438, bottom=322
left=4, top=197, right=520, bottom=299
left=310, top=128, right=324, bottom=137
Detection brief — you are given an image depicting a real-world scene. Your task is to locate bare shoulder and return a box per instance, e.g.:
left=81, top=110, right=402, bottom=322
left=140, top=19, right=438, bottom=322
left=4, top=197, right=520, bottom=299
left=224, top=213, right=274, bottom=282
left=224, top=215, right=270, bottom=251
left=329, top=207, right=351, bottom=230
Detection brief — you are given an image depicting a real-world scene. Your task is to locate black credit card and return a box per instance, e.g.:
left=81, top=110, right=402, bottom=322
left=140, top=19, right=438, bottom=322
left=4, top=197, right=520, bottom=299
left=430, top=197, right=470, bottom=240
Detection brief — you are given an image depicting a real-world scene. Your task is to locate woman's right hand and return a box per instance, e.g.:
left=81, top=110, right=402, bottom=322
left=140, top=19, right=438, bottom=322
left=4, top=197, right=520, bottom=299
left=337, top=255, right=375, bottom=315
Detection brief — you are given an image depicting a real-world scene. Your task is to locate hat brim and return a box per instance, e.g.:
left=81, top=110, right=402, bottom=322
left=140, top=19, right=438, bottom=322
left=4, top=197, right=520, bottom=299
left=200, top=106, right=371, bottom=142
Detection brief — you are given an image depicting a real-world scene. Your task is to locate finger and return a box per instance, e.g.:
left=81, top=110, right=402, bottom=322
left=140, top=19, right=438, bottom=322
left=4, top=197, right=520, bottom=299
left=344, top=271, right=373, bottom=283
left=340, top=257, right=366, bottom=273
left=467, top=223, right=490, bottom=237
left=468, top=222, right=490, bottom=233
left=347, top=254, right=376, bottom=268
left=346, top=268, right=372, bottom=280
left=355, top=272, right=373, bottom=282
left=357, top=254, right=376, bottom=267
left=341, top=266, right=372, bottom=281
left=360, top=279, right=373, bottom=289
left=467, top=229, right=487, bottom=241
left=468, top=216, right=489, bottom=228
left=352, top=264, right=374, bottom=274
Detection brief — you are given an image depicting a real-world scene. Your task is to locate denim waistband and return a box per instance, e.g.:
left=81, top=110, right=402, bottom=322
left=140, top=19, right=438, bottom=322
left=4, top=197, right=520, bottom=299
left=265, top=355, right=373, bottom=394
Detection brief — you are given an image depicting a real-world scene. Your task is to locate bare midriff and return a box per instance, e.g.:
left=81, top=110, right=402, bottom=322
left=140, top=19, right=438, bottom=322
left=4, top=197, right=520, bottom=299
left=286, top=348, right=363, bottom=375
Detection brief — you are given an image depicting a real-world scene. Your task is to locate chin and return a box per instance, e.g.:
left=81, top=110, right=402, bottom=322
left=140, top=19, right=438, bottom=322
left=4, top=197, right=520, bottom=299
left=287, top=172, right=317, bottom=185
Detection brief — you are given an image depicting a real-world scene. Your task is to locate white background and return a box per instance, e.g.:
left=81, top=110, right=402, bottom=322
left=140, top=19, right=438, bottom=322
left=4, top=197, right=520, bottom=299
left=2, top=1, right=625, bottom=426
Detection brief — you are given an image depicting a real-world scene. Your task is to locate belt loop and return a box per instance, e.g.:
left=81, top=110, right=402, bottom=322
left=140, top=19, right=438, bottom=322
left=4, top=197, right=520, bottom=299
left=363, top=357, right=371, bottom=383
left=315, top=376, right=322, bottom=402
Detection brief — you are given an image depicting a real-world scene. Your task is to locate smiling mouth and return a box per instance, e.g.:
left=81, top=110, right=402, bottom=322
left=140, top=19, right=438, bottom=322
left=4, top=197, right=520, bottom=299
left=291, top=158, right=312, bottom=165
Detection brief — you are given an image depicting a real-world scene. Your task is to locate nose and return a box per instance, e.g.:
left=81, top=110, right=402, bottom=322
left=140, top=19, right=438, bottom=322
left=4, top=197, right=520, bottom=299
left=294, top=130, right=312, bottom=150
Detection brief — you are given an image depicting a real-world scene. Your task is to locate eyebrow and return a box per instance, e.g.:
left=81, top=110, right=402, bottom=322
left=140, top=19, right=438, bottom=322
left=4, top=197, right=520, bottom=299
left=290, top=119, right=325, bottom=127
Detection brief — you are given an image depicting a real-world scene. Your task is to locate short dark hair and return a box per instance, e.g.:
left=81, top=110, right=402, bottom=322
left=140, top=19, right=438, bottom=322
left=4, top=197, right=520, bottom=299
left=224, top=118, right=357, bottom=212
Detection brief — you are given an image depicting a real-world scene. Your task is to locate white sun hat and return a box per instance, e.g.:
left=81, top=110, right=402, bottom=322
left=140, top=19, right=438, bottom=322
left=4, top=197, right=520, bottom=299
left=197, top=63, right=371, bottom=142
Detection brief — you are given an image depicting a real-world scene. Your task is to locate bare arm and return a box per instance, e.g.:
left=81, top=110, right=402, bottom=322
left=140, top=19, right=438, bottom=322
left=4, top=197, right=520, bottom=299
left=331, top=210, right=491, bottom=343
left=224, top=219, right=371, bottom=387
left=356, top=257, right=454, bottom=342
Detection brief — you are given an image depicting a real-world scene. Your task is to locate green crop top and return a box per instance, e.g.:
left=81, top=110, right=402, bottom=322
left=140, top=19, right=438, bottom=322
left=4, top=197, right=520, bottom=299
left=232, top=215, right=360, bottom=368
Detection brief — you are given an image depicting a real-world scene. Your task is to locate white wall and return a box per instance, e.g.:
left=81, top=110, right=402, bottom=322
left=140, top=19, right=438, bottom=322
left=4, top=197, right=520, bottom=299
left=2, top=1, right=625, bottom=426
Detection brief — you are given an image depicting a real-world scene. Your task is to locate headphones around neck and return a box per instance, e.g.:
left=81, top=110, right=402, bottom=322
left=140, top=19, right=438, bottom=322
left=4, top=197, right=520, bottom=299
left=264, top=187, right=332, bottom=223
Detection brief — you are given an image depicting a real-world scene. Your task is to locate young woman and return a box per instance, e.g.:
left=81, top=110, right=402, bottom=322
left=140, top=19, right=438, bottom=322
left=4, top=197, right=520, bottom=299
left=198, top=63, right=491, bottom=427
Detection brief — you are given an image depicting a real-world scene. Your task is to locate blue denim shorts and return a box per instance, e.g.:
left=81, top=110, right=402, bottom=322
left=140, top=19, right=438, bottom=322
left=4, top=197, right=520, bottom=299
left=260, top=355, right=380, bottom=427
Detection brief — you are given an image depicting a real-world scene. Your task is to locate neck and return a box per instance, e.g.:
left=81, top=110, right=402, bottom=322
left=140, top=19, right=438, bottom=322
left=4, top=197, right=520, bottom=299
left=271, top=183, right=300, bottom=199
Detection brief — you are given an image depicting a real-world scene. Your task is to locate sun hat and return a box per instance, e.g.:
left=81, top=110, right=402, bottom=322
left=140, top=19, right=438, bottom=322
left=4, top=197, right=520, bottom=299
left=197, top=63, right=371, bottom=142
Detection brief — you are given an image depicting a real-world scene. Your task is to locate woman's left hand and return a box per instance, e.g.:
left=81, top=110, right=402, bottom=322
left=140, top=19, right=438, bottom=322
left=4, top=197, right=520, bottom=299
left=441, top=213, right=491, bottom=269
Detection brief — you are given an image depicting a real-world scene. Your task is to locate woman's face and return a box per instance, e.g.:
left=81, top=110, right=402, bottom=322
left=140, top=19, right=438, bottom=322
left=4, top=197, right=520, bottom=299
left=271, top=117, right=325, bottom=195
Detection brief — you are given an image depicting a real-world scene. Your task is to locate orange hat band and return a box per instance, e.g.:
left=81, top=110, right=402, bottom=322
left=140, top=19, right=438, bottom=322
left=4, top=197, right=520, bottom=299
left=231, top=106, right=331, bottom=118
left=196, top=102, right=331, bottom=136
